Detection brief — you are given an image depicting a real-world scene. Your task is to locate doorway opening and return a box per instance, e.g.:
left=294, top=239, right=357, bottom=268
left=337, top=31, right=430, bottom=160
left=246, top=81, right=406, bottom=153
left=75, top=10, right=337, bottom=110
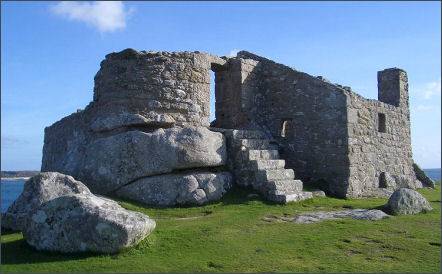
left=379, top=172, right=387, bottom=188
left=209, top=70, right=216, bottom=124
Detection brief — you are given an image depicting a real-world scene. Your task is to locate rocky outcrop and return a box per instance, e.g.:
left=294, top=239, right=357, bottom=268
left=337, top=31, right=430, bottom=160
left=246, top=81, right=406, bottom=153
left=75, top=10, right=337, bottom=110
left=42, top=117, right=226, bottom=196
left=80, top=127, right=226, bottom=194
left=1, top=172, right=91, bottom=231
left=42, top=125, right=227, bottom=196
left=413, top=163, right=435, bottom=189
left=386, top=188, right=433, bottom=215
left=23, top=194, right=155, bottom=254
left=115, top=171, right=232, bottom=207
left=41, top=49, right=232, bottom=205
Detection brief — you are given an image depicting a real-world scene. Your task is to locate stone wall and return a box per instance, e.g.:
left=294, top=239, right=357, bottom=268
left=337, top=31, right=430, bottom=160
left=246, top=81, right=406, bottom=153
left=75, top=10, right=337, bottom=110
left=93, top=48, right=225, bottom=128
left=215, top=51, right=419, bottom=197
left=346, top=69, right=420, bottom=197
left=215, top=51, right=351, bottom=197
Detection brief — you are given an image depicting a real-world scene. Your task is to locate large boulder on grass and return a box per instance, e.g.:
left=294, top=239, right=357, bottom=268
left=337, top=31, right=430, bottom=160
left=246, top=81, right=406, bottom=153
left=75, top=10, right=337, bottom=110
left=23, top=194, right=156, bottom=254
left=1, top=172, right=91, bottom=231
left=386, top=188, right=433, bottom=215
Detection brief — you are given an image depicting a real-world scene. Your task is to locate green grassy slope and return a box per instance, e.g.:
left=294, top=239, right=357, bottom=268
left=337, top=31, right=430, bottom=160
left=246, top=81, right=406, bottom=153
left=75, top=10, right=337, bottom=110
left=1, top=186, right=440, bottom=273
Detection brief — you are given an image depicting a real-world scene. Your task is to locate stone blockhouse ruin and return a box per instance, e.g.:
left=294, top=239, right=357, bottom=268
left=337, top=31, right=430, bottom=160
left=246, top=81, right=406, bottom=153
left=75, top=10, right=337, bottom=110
left=212, top=51, right=420, bottom=198
left=42, top=48, right=425, bottom=206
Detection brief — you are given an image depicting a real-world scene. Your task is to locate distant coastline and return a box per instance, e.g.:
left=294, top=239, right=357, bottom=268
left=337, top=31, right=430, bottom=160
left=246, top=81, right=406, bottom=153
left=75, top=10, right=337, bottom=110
left=1, top=170, right=38, bottom=180
left=423, top=168, right=441, bottom=182
left=1, top=177, right=31, bottom=181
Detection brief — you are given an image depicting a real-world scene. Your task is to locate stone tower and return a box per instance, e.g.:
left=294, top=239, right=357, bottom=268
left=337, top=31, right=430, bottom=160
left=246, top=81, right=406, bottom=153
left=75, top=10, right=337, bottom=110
left=378, top=68, right=409, bottom=108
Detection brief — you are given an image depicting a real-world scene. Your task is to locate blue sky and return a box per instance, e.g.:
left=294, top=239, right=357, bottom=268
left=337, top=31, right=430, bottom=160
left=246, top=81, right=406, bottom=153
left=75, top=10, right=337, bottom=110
left=1, top=1, right=441, bottom=170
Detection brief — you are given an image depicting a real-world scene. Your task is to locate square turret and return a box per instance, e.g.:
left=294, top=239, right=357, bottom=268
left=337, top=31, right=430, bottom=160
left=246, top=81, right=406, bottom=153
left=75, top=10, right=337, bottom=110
left=377, top=68, right=409, bottom=108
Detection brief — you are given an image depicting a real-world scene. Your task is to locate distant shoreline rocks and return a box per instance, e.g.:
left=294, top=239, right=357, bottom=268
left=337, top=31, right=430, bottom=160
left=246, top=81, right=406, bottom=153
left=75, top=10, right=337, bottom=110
left=1, top=177, right=31, bottom=181
left=1, top=171, right=39, bottom=179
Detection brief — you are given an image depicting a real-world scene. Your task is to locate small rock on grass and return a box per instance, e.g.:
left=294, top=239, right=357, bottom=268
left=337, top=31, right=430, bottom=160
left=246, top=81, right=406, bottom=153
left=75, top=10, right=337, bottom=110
left=385, top=188, right=432, bottom=215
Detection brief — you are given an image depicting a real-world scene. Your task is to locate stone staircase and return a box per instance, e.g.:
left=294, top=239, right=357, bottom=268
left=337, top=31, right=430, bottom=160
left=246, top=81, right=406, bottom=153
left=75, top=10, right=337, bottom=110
left=224, top=129, right=313, bottom=204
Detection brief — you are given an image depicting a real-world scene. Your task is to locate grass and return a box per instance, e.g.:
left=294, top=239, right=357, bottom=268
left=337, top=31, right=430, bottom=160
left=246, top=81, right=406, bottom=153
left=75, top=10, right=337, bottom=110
left=1, top=185, right=440, bottom=272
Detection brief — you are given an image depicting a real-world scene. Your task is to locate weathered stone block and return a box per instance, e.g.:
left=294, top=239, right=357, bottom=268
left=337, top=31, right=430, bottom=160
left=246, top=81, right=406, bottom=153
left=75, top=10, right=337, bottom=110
left=115, top=171, right=232, bottom=207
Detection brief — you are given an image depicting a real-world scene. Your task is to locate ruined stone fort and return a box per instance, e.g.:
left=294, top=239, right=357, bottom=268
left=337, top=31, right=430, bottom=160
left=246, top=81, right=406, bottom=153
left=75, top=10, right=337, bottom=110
left=41, top=49, right=427, bottom=206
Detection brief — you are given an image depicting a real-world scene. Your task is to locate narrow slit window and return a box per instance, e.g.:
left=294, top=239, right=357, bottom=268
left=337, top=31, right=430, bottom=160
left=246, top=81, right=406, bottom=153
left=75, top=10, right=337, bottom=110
left=379, top=172, right=387, bottom=188
left=281, top=120, right=289, bottom=138
left=378, top=113, right=386, bottom=133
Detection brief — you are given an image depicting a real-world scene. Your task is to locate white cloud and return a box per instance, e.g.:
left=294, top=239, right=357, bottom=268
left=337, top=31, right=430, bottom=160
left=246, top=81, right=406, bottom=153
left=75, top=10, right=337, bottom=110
left=227, top=49, right=239, bottom=57
left=51, top=1, right=130, bottom=33
left=420, top=79, right=441, bottom=100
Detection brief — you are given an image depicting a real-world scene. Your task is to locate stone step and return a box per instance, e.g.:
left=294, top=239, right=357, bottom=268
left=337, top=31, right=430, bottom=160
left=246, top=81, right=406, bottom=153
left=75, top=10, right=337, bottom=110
left=237, top=138, right=269, bottom=148
left=255, top=169, right=294, bottom=182
left=264, top=179, right=303, bottom=194
left=247, top=149, right=279, bottom=160
left=251, top=159, right=286, bottom=170
left=231, top=130, right=268, bottom=140
left=267, top=191, right=313, bottom=204
left=237, top=139, right=278, bottom=150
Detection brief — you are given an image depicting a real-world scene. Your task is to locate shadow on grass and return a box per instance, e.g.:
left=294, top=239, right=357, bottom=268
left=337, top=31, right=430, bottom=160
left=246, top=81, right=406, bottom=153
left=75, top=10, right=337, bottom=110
left=218, top=185, right=296, bottom=207
left=220, top=186, right=263, bottom=204
left=371, top=204, right=388, bottom=211
left=1, top=238, right=99, bottom=265
left=1, top=227, right=18, bottom=235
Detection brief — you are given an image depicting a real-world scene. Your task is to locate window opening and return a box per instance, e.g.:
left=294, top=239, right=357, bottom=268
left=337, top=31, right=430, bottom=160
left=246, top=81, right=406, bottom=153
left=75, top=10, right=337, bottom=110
left=281, top=120, right=290, bottom=138
left=378, top=113, right=386, bottom=133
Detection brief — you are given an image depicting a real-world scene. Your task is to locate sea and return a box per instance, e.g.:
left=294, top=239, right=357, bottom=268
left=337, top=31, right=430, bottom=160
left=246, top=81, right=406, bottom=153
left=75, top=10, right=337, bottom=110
left=1, top=169, right=441, bottom=213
